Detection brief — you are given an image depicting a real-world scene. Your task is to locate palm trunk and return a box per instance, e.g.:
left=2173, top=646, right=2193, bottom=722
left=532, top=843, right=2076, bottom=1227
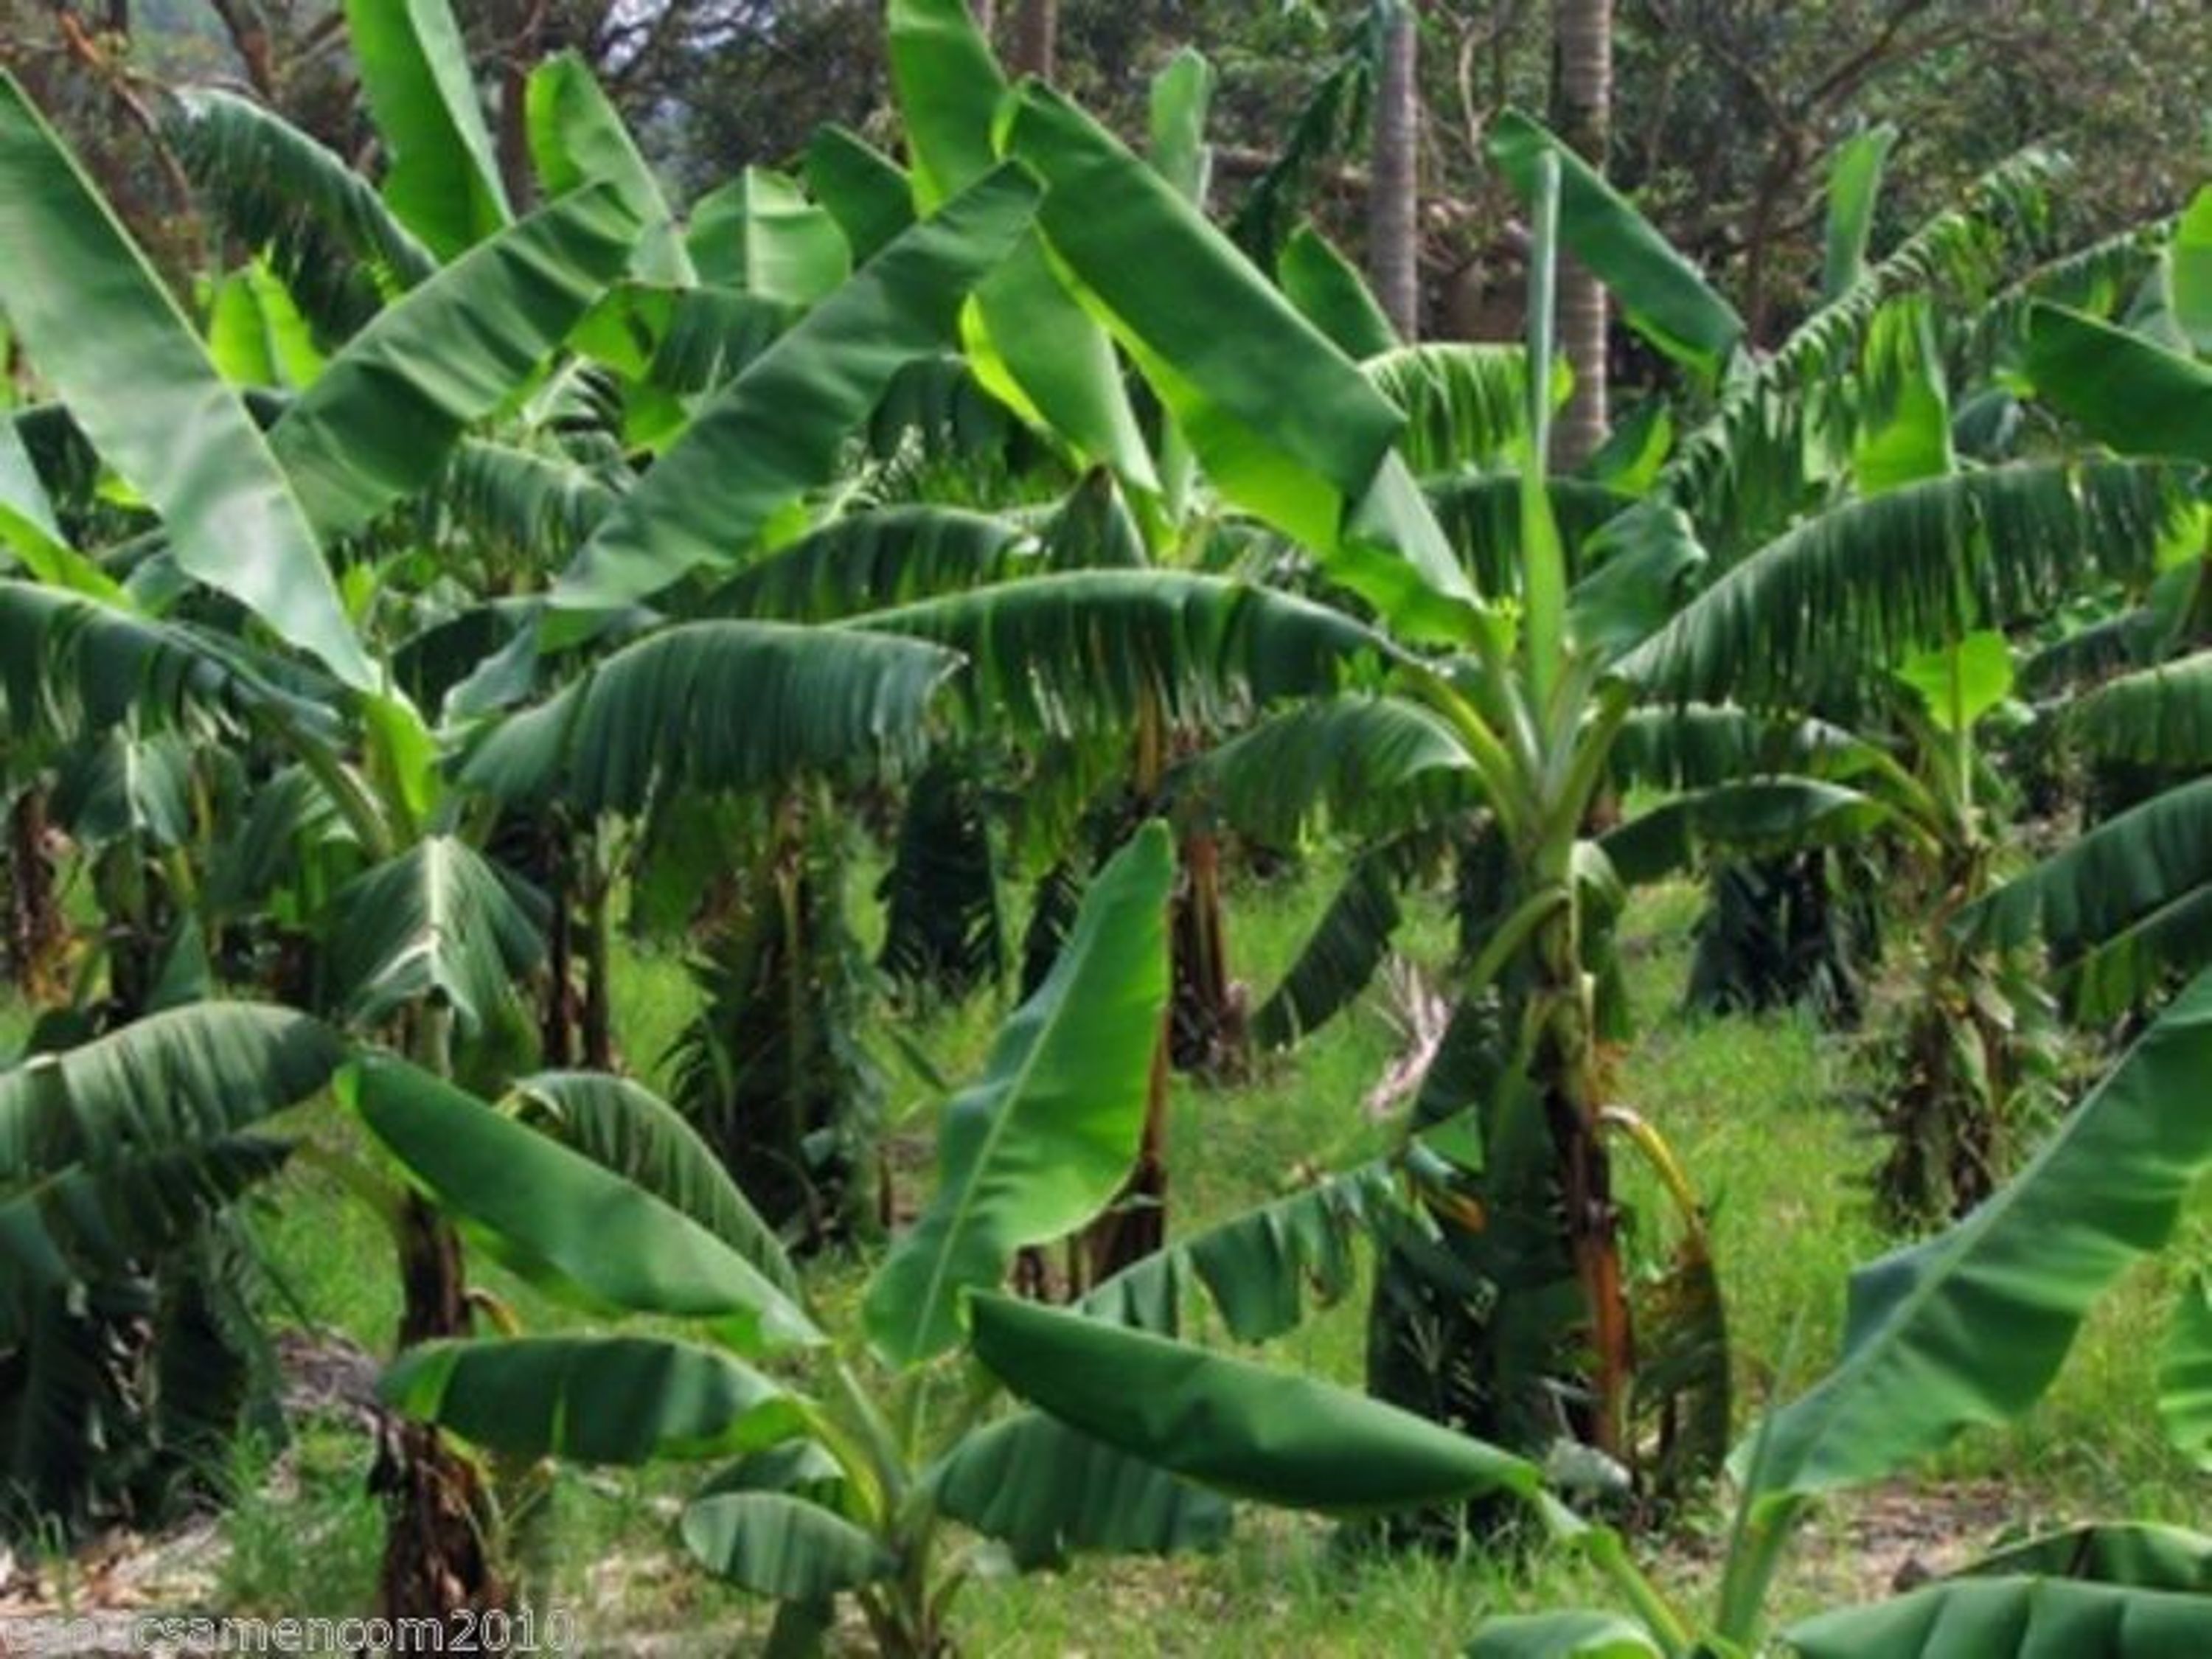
left=1550, top=0, right=1611, bottom=468
left=1009, top=0, right=1056, bottom=79
left=1368, top=1, right=1420, bottom=340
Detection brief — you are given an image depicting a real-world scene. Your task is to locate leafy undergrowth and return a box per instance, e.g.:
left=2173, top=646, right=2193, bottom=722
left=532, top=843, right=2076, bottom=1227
left=5, top=855, right=2205, bottom=1653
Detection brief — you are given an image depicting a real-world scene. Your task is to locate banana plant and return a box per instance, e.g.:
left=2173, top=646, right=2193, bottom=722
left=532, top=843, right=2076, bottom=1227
left=1958, top=188, right=2212, bottom=1029
left=0, top=1004, right=344, bottom=1540
left=0, top=13, right=1048, bottom=1615
left=358, top=824, right=1544, bottom=1657
left=1448, top=965, right=2212, bottom=1656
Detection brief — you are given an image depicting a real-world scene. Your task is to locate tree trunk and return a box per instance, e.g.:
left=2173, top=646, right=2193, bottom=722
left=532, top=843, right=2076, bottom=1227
left=1551, top=0, right=1611, bottom=469
left=5, top=786, right=64, bottom=1001
left=375, top=1195, right=504, bottom=1629
left=969, top=0, right=995, bottom=38
left=1368, top=1, right=1420, bottom=341
left=1009, top=0, right=1056, bottom=79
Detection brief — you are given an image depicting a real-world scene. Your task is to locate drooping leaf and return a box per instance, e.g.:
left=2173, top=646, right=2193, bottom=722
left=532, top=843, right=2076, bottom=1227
left=172, top=88, right=437, bottom=333
left=683, top=1493, right=897, bottom=1601
left=855, top=571, right=1389, bottom=741
left=0, top=1004, right=341, bottom=1181
left=507, top=1070, right=804, bottom=1303
left=929, top=1412, right=1231, bottom=1568
left=459, top=622, right=959, bottom=815
left=1623, top=461, right=2195, bottom=709
left=1607, top=706, right=1889, bottom=794
left=2025, top=303, right=2212, bottom=465
left=1191, top=695, right=1472, bottom=848
left=968, top=1293, right=1540, bottom=1514
left=1486, top=111, right=1745, bottom=382
left=1784, top=1576, right=2212, bottom=1658
left=1739, top=968, right=2212, bottom=1502
left=525, top=52, right=693, bottom=285
left=552, top=164, right=1039, bottom=611
left=0, top=72, right=372, bottom=689
left=1252, top=858, right=1405, bottom=1052
left=697, top=507, right=1034, bottom=624
left=1077, top=1160, right=1402, bottom=1341
left=343, top=0, right=510, bottom=258
left=349, top=1054, right=821, bottom=1352
left=325, top=837, right=544, bottom=1034
left=863, top=824, right=1173, bottom=1366
left=2073, top=648, right=2212, bottom=768
left=270, top=184, right=638, bottom=541
left=1959, top=779, right=2212, bottom=1020
left=1600, top=782, right=1891, bottom=886
left=380, top=1336, right=803, bottom=1464
left=1367, top=344, right=1534, bottom=477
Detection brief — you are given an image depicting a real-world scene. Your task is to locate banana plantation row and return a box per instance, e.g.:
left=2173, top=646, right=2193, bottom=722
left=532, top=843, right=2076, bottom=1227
left=1, top=0, right=2208, bottom=1653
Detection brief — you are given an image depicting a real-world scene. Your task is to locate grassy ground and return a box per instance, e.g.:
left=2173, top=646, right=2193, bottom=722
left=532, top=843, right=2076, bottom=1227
left=12, top=853, right=2208, bottom=1653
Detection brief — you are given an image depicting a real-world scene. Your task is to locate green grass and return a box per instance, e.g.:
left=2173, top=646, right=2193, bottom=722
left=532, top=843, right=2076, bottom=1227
left=12, top=848, right=2209, bottom=1650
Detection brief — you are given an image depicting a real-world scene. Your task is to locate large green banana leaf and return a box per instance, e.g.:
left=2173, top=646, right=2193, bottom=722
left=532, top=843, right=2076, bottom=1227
left=506, top=1071, right=802, bottom=1302
left=458, top=621, right=960, bottom=815
left=2025, top=302, right=2212, bottom=465
left=270, top=184, right=638, bottom=542
left=1486, top=111, right=1745, bottom=383
left=325, top=836, right=544, bottom=1036
left=1192, top=695, right=1475, bottom=847
left=0, top=73, right=372, bottom=689
left=864, top=824, right=1173, bottom=1366
left=343, top=0, right=510, bottom=259
left=1280, top=225, right=1398, bottom=361
left=1961, top=1524, right=2212, bottom=1592
left=695, top=507, right=1035, bottom=624
left=686, top=170, right=852, bottom=306
left=1959, top=778, right=2212, bottom=1020
left=380, top=1335, right=804, bottom=1464
left=0, top=1004, right=341, bottom=1178
left=1820, top=125, right=1898, bottom=304
left=2073, top=648, right=2212, bottom=768
left=928, top=1411, right=1232, bottom=1568
left=1783, top=1576, right=2212, bottom=1657
left=854, top=570, right=1391, bottom=741
left=803, top=126, right=914, bottom=265
left=1599, top=781, right=1892, bottom=886
left=683, top=1493, right=897, bottom=1602
left=969, top=1293, right=1540, bottom=1514
left=525, top=52, right=693, bottom=285
left=349, top=1054, right=821, bottom=1353
left=1738, top=967, right=2212, bottom=1503
left=1000, top=83, right=1478, bottom=631
left=888, top=0, right=1156, bottom=490
left=552, top=163, right=1038, bottom=611
left=1077, top=1159, right=1401, bottom=1342
left=1622, top=461, right=2195, bottom=709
